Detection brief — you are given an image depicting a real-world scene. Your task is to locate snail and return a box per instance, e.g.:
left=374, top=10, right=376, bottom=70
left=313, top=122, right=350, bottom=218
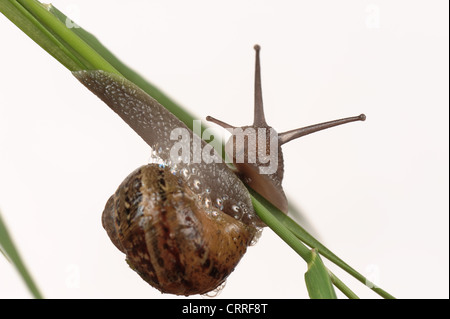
left=73, top=69, right=260, bottom=296
left=73, top=45, right=365, bottom=296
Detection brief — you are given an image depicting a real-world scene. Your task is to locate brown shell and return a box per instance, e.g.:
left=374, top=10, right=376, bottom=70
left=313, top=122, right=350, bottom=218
left=102, top=164, right=257, bottom=296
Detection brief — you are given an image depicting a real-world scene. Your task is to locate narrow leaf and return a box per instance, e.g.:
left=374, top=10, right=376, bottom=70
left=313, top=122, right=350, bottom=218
left=0, top=210, right=43, bottom=299
left=16, top=0, right=119, bottom=73
left=305, top=249, right=337, bottom=299
left=0, top=0, right=83, bottom=70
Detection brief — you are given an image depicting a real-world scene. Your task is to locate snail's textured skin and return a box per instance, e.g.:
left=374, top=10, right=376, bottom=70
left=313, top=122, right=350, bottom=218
left=102, top=164, right=257, bottom=296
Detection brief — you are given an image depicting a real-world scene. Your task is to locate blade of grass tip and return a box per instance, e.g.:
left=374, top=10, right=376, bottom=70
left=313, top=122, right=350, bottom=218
left=0, top=210, right=43, bottom=299
left=0, top=0, right=84, bottom=70
left=304, top=249, right=337, bottom=299
left=17, top=0, right=120, bottom=74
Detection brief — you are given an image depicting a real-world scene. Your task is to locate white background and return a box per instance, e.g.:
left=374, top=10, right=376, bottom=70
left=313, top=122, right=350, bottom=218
left=0, top=0, right=448, bottom=299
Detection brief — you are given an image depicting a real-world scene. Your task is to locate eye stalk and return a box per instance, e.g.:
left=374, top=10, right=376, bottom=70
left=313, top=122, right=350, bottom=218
left=278, top=114, right=366, bottom=145
left=253, top=44, right=267, bottom=127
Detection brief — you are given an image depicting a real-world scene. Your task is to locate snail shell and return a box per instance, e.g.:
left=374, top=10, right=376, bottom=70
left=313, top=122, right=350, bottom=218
left=102, top=164, right=257, bottom=296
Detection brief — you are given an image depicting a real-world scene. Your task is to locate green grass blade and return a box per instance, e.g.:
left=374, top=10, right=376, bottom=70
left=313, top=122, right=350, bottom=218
left=47, top=4, right=202, bottom=132
left=0, top=0, right=83, bottom=70
left=0, top=210, right=43, bottom=299
left=304, top=249, right=337, bottom=299
left=16, top=0, right=119, bottom=73
left=1, top=0, right=200, bottom=129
